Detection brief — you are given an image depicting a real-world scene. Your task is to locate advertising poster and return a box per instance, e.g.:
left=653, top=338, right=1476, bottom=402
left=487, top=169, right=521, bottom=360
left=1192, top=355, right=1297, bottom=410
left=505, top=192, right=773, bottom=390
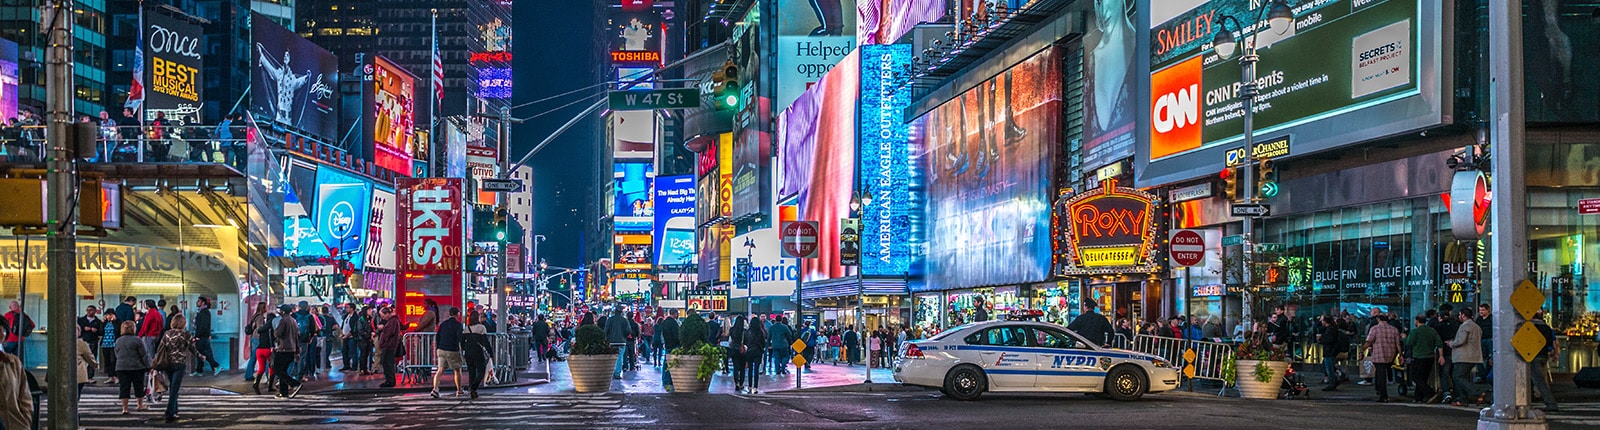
left=857, top=44, right=924, bottom=277
left=363, top=188, right=398, bottom=271
left=920, top=47, right=1061, bottom=292
left=614, top=234, right=652, bottom=270
left=612, top=110, right=656, bottom=159
left=792, top=51, right=860, bottom=283
left=315, top=167, right=374, bottom=266
left=250, top=13, right=339, bottom=141
left=855, top=0, right=944, bottom=45
left=776, top=0, right=856, bottom=110
left=143, top=11, right=205, bottom=125
left=365, top=55, right=417, bottom=175
left=0, top=38, right=16, bottom=122
left=608, top=9, right=662, bottom=65
left=1079, top=0, right=1137, bottom=170
left=614, top=162, right=655, bottom=231
left=396, top=178, right=464, bottom=274
left=1143, top=0, right=1444, bottom=184
left=730, top=228, right=799, bottom=297
left=653, top=175, right=697, bottom=266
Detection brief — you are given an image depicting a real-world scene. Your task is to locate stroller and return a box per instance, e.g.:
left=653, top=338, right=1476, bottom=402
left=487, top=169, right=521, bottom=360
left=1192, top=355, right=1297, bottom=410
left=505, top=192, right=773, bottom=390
left=1280, top=366, right=1311, bottom=399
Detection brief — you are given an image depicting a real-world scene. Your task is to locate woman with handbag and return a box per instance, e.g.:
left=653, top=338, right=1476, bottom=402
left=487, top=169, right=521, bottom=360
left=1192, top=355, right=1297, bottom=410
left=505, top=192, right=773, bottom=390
left=152, top=313, right=201, bottom=422
left=461, top=311, right=495, bottom=399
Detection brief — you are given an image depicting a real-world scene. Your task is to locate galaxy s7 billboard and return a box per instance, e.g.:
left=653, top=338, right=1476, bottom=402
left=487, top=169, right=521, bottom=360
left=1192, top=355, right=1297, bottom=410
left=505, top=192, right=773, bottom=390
left=251, top=13, right=339, bottom=142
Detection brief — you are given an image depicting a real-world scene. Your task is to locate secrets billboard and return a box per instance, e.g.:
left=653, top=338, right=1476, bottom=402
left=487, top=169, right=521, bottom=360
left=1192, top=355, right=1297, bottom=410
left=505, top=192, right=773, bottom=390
left=314, top=166, right=374, bottom=266
left=144, top=11, right=204, bottom=125
left=364, top=55, right=417, bottom=176
left=1138, top=0, right=1448, bottom=186
left=858, top=44, right=924, bottom=277
left=251, top=13, right=339, bottom=142
left=653, top=175, right=696, bottom=266
left=920, top=46, right=1062, bottom=292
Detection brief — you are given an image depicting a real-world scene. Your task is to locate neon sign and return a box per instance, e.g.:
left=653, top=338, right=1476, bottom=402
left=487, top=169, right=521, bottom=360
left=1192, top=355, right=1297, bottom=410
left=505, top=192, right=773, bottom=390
left=1055, top=179, right=1160, bottom=275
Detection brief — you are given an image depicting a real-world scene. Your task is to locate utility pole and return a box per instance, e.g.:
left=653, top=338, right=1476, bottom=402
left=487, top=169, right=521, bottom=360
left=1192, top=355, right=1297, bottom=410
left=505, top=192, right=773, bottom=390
left=44, top=0, right=79, bottom=427
left=1483, top=0, right=1540, bottom=428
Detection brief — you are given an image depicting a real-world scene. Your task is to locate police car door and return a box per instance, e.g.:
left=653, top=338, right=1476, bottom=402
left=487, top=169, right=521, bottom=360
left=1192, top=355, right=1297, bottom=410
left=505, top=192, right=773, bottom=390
left=966, top=325, right=1035, bottom=388
left=1030, top=326, right=1104, bottom=390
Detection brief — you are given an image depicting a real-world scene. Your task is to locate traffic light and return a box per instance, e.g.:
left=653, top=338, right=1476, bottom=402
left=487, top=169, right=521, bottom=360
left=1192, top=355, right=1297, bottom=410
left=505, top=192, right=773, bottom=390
left=712, top=60, right=740, bottom=111
left=1257, top=159, right=1279, bottom=199
left=1220, top=167, right=1240, bottom=202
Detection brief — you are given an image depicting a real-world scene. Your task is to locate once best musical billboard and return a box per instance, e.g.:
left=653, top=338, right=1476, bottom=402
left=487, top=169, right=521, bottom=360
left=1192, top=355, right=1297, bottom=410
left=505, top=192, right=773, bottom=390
left=919, top=47, right=1062, bottom=292
left=143, top=11, right=205, bottom=125
left=250, top=13, right=339, bottom=141
left=1138, top=0, right=1448, bottom=186
left=364, top=55, right=417, bottom=176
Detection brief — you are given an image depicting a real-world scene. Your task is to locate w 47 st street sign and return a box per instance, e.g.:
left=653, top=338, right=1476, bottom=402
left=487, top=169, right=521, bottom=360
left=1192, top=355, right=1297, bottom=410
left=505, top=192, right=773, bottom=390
left=608, top=88, right=701, bottom=111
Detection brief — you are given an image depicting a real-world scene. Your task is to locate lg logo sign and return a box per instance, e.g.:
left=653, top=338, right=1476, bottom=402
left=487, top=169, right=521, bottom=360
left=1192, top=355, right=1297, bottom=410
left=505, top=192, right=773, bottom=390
left=1150, top=56, right=1203, bottom=159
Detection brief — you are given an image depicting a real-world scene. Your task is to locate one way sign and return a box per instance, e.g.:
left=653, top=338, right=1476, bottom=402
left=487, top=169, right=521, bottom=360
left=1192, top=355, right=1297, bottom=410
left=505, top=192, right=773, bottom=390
left=1230, top=203, right=1271, bottom=217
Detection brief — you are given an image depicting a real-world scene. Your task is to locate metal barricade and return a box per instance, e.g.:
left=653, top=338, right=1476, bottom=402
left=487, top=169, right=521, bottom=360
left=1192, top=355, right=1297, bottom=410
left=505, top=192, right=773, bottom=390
left=402, top=332, right=437, bottom=385
left=1126, top=334, right=1236, bottom=391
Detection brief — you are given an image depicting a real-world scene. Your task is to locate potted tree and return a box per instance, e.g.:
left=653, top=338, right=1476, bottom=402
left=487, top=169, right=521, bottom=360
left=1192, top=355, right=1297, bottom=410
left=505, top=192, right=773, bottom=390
left=666, top=313, right=725, bottom=392
left=567, top=324, right=618, bottom=393
left=1230, top=335, right=1289, bottom=399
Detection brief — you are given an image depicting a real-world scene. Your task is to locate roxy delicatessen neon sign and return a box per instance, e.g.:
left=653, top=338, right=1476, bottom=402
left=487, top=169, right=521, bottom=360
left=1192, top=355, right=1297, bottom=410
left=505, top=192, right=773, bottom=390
left=1054, top=179, right=1161, bottom=276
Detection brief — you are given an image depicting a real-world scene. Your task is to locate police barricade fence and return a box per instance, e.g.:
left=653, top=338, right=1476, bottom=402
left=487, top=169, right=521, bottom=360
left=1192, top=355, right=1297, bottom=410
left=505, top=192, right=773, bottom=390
left=1126, top=334, right=1235, bottom=387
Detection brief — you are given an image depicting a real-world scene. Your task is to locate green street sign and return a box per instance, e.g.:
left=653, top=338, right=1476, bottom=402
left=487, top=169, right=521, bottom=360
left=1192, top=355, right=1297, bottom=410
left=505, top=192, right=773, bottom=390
left=608, top=88, right=701, bottom=111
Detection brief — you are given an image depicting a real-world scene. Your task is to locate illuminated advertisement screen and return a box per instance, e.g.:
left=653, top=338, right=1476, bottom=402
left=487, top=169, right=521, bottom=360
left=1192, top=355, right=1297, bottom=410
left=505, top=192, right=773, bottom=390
left=143, top=11, right=205, bottom=125
left=858, top=44, right=924, bottom=277
left=1080, top=0, right=1138, bottom=170
left=363, top=188, right=398, bottom=271
left=652, top=175, right=696, bottom=266
left=1140, top=0, right=1446, bottom=185
left=250, top=13, right=339, bottom=142
left=365, top=55, right=417, bottom=176
left=613, top=162, right=654, bottom=231
left=315, top=166, right=374, bottom=267
left=789, top=50, right=859, bottom=283
left=612, top=110, right=655, bottom=159
left=396, top=178, right=464, bottom=274
left=918, top=47, right=1061, bottom=292
left=0, top=38, right=17, bottom=122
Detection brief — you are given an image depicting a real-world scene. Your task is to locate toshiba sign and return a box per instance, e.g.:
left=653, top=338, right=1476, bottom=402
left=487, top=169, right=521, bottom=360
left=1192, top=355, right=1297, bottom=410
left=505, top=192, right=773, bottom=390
left=1149, top=56, right=1202, bottom=160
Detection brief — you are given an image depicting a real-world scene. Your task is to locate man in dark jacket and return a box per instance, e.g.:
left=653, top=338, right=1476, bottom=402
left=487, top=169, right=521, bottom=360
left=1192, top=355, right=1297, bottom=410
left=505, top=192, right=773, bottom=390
left=376, top=307, right=403, bottom=387
left=191, top=297, right=221, bottom=376
left=1067, top=299, right=1114, bottom=347
left=271, top=305, right=303, bottom=398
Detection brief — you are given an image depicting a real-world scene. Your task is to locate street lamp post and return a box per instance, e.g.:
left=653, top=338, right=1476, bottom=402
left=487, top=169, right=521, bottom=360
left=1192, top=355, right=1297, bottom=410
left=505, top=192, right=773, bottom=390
left=1211, top=0, right=1293, bottom=321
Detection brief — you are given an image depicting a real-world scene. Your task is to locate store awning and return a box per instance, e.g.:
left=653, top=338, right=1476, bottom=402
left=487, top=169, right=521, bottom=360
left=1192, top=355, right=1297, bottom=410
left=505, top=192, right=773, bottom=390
left=800, top=276, right=909, bottom=299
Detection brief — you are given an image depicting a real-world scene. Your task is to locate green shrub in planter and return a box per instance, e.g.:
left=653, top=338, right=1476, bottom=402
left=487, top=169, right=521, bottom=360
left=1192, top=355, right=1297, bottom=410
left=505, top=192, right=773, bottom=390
left=669, top=313, right=724, bottom=381
left=572, top=324, right=617, bottom=355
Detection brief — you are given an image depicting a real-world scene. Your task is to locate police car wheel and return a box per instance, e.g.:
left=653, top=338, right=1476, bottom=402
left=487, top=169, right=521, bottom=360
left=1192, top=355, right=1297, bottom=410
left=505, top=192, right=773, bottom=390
left=943, top=365, right=986, bottom=401
left=1103, top=366, right=1147, bottom=401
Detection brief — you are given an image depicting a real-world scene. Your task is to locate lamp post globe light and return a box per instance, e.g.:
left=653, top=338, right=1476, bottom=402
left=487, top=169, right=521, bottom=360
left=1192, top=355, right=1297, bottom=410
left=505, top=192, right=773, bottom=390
left=1210, top=0, right=1293, bottom=321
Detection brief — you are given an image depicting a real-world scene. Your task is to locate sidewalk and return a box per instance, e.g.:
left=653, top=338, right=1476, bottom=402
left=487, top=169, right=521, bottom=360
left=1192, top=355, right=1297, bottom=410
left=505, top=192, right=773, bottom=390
left=76, top=356, right=551, bottom=396
left=510, top=355, right=906, bottom=394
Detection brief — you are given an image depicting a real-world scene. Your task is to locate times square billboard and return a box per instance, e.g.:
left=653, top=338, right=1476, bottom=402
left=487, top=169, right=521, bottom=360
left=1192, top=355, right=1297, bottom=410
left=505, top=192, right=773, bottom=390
left=250, top=13, right=339, bottom=142
left=918, top=47, right=1062, bottom=292
left=364, top=55, right=418, bottom=176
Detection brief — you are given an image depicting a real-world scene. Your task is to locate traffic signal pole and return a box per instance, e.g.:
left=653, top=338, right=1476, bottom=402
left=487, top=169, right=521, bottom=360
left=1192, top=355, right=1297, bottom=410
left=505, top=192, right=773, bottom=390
left=44, top=0, right=80, bottom=426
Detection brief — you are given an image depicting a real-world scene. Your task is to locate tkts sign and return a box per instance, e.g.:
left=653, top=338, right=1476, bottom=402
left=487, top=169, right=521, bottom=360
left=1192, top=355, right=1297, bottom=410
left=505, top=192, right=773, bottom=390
left=396, top=178, right=463, bottom=273
left=1055, top=179, right=1160, bottom=276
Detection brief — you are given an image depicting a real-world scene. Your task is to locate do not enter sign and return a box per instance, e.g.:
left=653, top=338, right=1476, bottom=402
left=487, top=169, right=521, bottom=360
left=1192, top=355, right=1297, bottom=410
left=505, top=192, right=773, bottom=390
left=1171, top=230, right=1205, bottom=267
left=782, top=221, right=820, bottom=259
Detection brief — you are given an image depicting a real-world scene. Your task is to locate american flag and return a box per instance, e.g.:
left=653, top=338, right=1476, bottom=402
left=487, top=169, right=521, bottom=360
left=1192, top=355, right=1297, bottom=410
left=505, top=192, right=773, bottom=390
left=432, top=13, right=444, bottom=102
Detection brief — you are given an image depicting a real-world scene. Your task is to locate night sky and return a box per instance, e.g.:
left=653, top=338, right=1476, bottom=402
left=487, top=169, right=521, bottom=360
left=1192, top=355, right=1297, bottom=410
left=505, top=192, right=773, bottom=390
left=513, top=2, right=601, bottom=268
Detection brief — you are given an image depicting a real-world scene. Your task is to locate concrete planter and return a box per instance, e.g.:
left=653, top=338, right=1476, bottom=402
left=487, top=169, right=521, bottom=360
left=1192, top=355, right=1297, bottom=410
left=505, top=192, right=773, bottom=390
left=568, top=353, right=618, bottom=393
left=667, top=354, right=710, bottom=392
left=1235, top=360, right=1289, bottom=399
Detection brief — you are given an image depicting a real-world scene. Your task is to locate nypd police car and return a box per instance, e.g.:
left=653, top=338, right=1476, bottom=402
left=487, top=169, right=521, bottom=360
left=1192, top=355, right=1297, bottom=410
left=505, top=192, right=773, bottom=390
left=893, top=318, right=1180, bottom=401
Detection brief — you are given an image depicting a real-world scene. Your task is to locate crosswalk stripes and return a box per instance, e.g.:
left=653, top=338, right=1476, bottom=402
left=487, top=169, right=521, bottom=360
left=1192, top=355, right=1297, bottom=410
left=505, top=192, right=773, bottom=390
left=56, top=392, right=654, bottom=429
